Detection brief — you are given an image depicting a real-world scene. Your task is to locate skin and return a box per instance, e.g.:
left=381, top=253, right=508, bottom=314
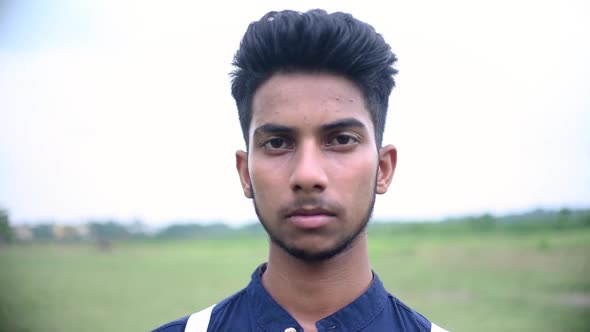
left=236, top=72, right=397, bottom=332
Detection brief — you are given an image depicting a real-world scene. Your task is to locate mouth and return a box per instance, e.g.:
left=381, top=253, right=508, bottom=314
left=285, top=207, right=337, bottom=229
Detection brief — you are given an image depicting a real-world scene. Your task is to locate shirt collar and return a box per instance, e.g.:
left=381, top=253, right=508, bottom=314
left=246, top=263, right=389, bottom=332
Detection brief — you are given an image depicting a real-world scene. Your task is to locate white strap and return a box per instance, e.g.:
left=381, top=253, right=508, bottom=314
left=185, top=304, right=215, bottom=332
left=431, top=322, right=449, bottom=332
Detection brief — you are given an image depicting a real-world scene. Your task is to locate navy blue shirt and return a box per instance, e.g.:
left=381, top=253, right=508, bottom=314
left=153, top=264, right=446, bottom=332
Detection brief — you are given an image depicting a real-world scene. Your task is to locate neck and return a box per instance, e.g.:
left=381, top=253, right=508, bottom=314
left=262, top=232, right=372, bottom=329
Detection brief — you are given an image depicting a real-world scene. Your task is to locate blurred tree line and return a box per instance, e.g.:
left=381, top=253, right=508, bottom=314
left=0, top=208, right=13, bottom=244
left=2, top=207, right=589, bottom=244
left=368, top=207, right=590, bottom=235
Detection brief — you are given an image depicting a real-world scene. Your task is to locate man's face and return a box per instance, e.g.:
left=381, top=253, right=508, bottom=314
left=236, top=72, right=396, bottom=262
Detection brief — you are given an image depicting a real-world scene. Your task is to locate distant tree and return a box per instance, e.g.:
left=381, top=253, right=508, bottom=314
left=88, top=220, right=132, bottom=251
left=468, top=213, right=496, bottom=231
left=553, top=207, right=572, bottom=229
left=88, top=221, right=131, bottom=240
left=558, top=207, right=571, bottom=220
left=31, top=224, right=55, bottom=241
left=156, top=223, right=208, bottom=240
left=156, top=222, right=234, bottom=240
left=0, top=208, right=14, bottom=244
left=582, top=210, right=590, bottom=226
left=128, top=219, right=150, bottom=239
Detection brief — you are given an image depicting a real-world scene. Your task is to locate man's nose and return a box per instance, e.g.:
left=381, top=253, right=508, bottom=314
left=289, top=142, right=328, bottom=194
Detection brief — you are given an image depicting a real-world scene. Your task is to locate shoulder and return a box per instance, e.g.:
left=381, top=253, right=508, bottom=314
left=151, top=303, right=216, bottom=332
left=152, top=288, right=250, bottom=332
left=151, top=316, right=189, bottom=332
left=206, top=287, right=251, bottom=328
left=387, top=294, right=449, bottom=332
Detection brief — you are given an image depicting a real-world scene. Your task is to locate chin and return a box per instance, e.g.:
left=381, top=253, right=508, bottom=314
left=275, top=237, right=356, bottom=262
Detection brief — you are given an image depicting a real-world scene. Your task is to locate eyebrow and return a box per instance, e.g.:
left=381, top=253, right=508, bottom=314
left=252, top=118, right=367, bottom=138
left=320, top=118, right=367, bottom=132
left=253, top=123, right=297, bottom=138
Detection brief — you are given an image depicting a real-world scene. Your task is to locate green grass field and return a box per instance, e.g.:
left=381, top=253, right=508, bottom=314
left=1, top=228, right=589, bottom=331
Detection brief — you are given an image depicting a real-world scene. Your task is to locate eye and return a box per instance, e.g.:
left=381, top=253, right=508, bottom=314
left=261, top=137, right=292, bottom=151
left=327, top=134, right=359, bottom=146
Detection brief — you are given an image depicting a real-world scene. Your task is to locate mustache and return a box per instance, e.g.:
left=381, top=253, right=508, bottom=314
left=279, top=198, right=342, bottom=217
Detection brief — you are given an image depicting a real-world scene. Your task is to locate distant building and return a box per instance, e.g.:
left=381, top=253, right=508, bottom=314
left=52, top=224, right=66, bottom=239
left=13, top=225, right=33, bottom=241
left=76, top=224, right=90, bottom=238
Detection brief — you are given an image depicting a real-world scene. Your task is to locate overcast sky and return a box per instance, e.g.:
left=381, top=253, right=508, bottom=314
left=1, top=0, right=589, bottom=226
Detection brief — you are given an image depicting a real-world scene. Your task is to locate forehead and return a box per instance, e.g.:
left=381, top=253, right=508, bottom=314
left=250, top=72, right=374, bottom=133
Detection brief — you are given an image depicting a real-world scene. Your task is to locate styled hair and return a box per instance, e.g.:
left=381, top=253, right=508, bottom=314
left=231, top=9, right=398, bottom=148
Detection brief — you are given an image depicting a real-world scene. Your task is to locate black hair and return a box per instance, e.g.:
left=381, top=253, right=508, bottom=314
left=231, top=9, right=398, bottom=148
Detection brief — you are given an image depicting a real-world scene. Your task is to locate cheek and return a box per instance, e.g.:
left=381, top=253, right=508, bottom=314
left=333, top=162, right=377, bottom=206
left=249, top=152, right=292, bottom=187
left=334, top=155, right=378, bottom=187
left=249, top=162, right=285, bottom=201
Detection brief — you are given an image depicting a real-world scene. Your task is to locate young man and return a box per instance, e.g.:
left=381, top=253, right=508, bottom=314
left=154, top=9, right=448, bottom=332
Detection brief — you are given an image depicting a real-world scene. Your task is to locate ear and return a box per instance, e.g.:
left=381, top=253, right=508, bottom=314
left=376, top=144, right=397, bottom=194
left=236, top=150, right=253, bottom=198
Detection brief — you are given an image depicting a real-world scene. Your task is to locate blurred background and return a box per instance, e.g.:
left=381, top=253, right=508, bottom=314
left=0, top=0, right=589, bottom=331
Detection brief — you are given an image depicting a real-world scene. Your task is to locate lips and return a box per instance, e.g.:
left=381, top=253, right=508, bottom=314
left=285, top=207, right=336, bottom=229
